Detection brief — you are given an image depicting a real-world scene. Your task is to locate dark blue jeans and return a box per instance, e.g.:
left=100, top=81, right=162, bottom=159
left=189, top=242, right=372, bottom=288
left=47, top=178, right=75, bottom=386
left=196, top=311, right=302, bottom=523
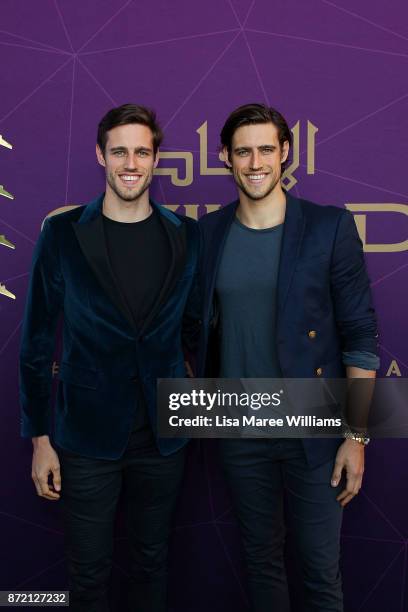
left=59, top=433, right=185, bottom=612
left=219, top=438, right=343, bottom=612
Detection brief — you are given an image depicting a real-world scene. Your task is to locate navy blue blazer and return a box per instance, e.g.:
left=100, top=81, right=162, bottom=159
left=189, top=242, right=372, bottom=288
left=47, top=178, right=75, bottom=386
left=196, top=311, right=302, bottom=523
left=20, top=194, right=200, bottom=458
left=197, top=193, right=378, bottom=467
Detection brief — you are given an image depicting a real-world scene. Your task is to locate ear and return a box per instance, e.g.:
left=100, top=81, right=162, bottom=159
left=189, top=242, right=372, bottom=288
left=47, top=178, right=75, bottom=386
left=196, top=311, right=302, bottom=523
left=281, top=140, right=289, bottom=164
left=96, top=144, right=106, bottom=167
left=221, top=146, right=232, bottom=168
left=154, top=150, right=160, bottom=169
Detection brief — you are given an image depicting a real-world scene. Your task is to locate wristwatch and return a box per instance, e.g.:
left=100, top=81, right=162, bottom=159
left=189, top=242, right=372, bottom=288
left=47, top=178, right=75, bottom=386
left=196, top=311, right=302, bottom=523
left=344, top=430, right=370, bottom=446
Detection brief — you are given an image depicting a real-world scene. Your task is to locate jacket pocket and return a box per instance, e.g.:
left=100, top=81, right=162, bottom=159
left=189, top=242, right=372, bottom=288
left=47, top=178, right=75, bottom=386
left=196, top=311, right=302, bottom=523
left=58, top=362, right=99, bottom=389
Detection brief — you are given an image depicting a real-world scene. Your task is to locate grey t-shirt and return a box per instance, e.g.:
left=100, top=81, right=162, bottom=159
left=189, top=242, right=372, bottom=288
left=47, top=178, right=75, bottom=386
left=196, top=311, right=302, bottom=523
left=215, top=217, right=283, bottom=378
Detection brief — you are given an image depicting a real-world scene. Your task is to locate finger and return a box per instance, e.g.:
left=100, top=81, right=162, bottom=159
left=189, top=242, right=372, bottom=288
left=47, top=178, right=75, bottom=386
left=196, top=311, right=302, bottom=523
left=336, top=487, right=355, bottom=503
left=40, top=489, right=60, bottom=500
left=337, top=480, right=361, bottom=504
left=336, top=488, right=349, bottom=502
left=339, top=493, right=355, bottom=507
left=38, top=473, right=60, bottom=499
left=51, top=466, right=61, bottom=492
left=347, top=469, right=364, bottom=496
left=41, top=492, right=60, bottom=501
left=185, top=361, right=194, bottom=378
left=352, top=475, right=363, bottom=495
left=331, top=461, right=343, bottom=487
left=336, top=477, right=356, bottom=502
left=37, top=472, right=50, bottom=494
left=34, top=478, right=59, bottom=500
left=346, top=473, right=359, bottom=495
left=32, top=476, right=43, bottom=497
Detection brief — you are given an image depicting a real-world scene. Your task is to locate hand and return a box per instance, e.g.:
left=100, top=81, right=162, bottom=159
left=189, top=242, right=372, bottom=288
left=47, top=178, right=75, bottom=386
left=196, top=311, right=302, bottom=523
left=331, top=438, right=365, bottom=507
left=31, top=436, right=61, bottom=501
left=184, top=360, right=194, bottom=378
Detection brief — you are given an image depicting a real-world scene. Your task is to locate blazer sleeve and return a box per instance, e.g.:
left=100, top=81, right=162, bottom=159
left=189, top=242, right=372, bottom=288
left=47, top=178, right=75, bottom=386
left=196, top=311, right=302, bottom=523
left=19, top=218, right=64, bottom=437
left=330, top=209, right=378, bottom=355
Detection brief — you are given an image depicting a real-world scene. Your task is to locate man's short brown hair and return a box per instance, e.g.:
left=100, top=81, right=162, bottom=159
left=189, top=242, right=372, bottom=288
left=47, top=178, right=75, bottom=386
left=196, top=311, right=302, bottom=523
left=97, top=103, right=163, bottom=155
left=220, top=103, right=292, bottom=172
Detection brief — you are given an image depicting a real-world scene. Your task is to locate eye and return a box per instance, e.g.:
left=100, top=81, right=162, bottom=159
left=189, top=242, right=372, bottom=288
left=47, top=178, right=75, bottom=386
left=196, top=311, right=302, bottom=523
left=113, top=150, right=125, bottom=156
left=237, top=150, right=249, bottom=156
left=261, top=147, right=274, bottom=154
left=138, top=150, right=149, bottom=157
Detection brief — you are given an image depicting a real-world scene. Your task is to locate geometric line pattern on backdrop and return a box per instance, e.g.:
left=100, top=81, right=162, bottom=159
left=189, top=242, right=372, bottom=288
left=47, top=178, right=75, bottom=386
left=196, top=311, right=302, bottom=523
left=0, top=1, right=407, bottom=609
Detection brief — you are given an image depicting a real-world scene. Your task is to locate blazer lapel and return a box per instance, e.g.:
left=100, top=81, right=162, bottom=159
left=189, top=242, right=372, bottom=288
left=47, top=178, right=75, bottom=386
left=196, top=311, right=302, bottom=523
left=276, top=192, right=305, bottom=318
left=72, top=194, right=136, bottom=330
left=205, top=200, right=238, bottom=320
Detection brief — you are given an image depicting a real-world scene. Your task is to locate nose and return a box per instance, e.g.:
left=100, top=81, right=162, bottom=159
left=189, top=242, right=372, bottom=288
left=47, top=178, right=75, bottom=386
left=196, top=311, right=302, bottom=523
left=124, top=153, right=137, bottom=170
left=249, top=151, right=262, bottom=171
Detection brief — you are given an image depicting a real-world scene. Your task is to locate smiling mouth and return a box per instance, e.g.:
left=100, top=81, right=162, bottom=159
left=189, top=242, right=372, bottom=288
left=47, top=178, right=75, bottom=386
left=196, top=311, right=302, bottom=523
left=246, top=173, right=267, bottom=184
left=119, top=174, right=143, bottom=187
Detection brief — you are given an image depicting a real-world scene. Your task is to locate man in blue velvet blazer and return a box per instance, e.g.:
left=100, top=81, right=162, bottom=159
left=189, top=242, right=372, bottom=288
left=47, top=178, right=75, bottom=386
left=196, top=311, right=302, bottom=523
left=20, top=104, right=199, bottom=612
left=197, top=104, right=378, bottom=611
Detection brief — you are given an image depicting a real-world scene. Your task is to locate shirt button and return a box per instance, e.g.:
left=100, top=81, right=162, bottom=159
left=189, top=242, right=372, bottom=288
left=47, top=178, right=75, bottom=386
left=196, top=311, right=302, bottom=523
left=308, top=330, right=317, bottom=339
left=315, top=367, right=323, bottom=376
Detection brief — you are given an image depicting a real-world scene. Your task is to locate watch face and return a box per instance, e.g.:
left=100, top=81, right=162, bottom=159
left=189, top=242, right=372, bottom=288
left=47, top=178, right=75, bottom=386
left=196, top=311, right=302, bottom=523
left=358, top=437, right=370, bottom=445
left=345, top=431, right=370, bottom=445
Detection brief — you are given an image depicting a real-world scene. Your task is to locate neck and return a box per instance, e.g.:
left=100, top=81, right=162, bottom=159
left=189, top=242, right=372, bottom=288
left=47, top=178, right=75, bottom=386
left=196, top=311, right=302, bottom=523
left=102, top=185, right=152, bottom=223
left=236, top=182, right=286, bottom=229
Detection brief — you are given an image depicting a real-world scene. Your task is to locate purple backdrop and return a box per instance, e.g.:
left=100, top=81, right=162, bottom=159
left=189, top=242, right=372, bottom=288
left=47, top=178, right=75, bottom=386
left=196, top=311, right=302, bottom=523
left=0, top=1, right=407, bottom=610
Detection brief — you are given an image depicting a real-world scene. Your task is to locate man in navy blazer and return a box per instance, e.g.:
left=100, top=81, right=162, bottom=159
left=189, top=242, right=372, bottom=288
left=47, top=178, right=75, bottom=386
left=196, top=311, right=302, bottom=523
left=197, top=104, right=378, bottom=611
left=20, top=104, right=199, bottom=612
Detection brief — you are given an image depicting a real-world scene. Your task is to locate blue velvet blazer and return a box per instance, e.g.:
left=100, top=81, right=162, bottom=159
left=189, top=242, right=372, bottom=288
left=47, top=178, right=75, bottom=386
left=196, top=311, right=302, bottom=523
left=197, top=193, right=378, bottom=467
left=19, top=194, right=200, bottom=458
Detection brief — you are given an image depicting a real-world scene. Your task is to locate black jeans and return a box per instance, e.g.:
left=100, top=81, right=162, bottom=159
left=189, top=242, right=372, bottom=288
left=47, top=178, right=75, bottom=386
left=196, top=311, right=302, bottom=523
left=59, top=433, right=185, bottom=612
left=219, top=438, right=343, bottom=612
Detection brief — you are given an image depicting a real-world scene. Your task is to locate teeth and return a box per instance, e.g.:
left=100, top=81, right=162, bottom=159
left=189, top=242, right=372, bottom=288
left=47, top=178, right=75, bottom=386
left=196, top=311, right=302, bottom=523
left=121, top=175, right=140, bottom=181
left=248, top=174, right=265, bottom=180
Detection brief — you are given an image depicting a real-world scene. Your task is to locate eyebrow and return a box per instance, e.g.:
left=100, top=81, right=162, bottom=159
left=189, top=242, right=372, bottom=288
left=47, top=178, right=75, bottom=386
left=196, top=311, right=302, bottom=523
left=233, top=144, right=277, bottom=152
left=109, top=146, right=153, bottom=153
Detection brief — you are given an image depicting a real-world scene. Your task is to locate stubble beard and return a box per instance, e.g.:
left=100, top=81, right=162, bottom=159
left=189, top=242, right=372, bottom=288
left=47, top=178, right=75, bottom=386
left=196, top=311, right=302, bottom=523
left=234, top=169, right=281, bottom=202
left=107, top=171, right=152, bottom=203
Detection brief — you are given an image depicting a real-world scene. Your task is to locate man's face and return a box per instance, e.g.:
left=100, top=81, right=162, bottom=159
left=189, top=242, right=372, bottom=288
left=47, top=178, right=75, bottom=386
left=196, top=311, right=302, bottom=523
left=96, top=123, right=158, bottom=202
left=225, top=122, right=289, bottom=201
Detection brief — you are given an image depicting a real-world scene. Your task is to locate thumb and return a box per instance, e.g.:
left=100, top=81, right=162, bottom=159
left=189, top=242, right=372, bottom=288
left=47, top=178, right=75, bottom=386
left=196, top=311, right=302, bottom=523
left=331, top=461, right=343, bottom=487
left=52, top=466, right=61, bottom=492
